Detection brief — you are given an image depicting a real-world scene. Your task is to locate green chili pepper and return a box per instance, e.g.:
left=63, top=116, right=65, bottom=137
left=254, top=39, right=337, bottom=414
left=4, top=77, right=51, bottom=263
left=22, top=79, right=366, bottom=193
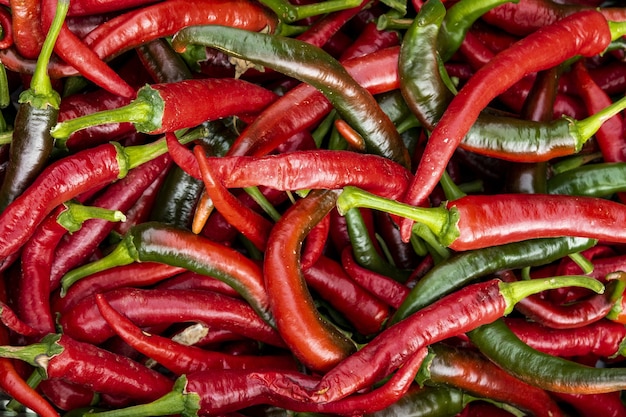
left=365, top=386, right=471, bottom=417
left=547, top=162, right=626, bottom=197
left=171, top=25, right=411, bottom=168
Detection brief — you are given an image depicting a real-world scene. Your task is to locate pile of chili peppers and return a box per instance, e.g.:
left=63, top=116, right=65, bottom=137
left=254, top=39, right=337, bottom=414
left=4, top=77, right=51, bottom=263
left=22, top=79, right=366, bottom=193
left=2, top=0, right=626, bottom=415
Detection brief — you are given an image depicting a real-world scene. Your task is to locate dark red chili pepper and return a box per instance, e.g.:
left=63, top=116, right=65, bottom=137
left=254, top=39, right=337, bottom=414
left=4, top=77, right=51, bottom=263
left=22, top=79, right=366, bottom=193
left=418, top=343, right=563, bottom=417
left=47, top=154, right=171, bottom=288
left=340, top=246, right=410, bottom=309
left=38, top=379, right=97, bottom=411
left=264, top=189, right=355, bottom=373
left=504, top=317, right=626, bottom=358
left=551, top=391, right=626, bottom=417
left=94, top=293, right=296, bottom=376
left=60, top=221, right=273, bottom=325
left=9, top=0, right=44, bottom=59
left=50, top=78, right=278, bottom=145
left=338, top=20, right=400, bottom=61
left=0, top=0, right=66, bottom=212
left=303, top=255, right=390, bottom=336
left=399, top=10, right=614, bottom=240
left=66, top=0, right=159, bottom=16
left=0, top=333, right=173, bottom=403
left=312, top=276, right=602, bottom=402
left=155, top=270, right=241, bottom=298
left=59, top=288, right=284, bottom=347
left=172, top=25, right=410, bottom=168
left=194, top=145, right=272, bottom=252
left=0, top=301, right=38, bottom=337
left=301, top=212, right=330, bottom=270
left=0, top=7, right=13, bottom=50
left=39, top=0, right=135, bottom=98
left=296, top=0, right=369, bottom=48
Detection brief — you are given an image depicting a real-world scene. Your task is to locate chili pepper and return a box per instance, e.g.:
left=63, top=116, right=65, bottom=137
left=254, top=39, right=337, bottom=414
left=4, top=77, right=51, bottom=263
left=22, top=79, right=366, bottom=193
left=194, top=145, right=272, bottom=252
left=303, top=255, right=390, bottom=336
left=53, top=263, right=185, bottom=315
left=0, top=8, right=13, bottom=50
left=172, top=26, right=410, bottom=168
left=337, top=185, right=626, bottom=252
left=375, top=211, right=418, bottom=270
left=399, top=10, right=615, bottom=240
left=65, top=0, right=160, bottom=16
left=47, top=154, right=171, bottom=287
left=365, top=385, right=470, bottom=417
left=10, top=0, right=45, bottom=59
left=418, top=343, right=563, bottom=417
left=313, top=276, right=602, bottom=402
left=0, top=0, right=66, bottom=212
left=338, top=20, right=400, bottom=61
left=59, top=221, right=273, bottom=325
left=38, top=379, right=97, bottom=411
left=94, top=293, right=295, bottom=376
left=296, top=0, right=369, bottom=49
left=264, top=189, right=355, bottom=373
left=166, top=142, right=412, bottom=202
left=390, top=236, right=595, bottom=324
left=0, top=333, right=173, bottom=403
left=547, top=162, right=626, bottom=197
left=136, top=38, right=192, bottom=85
left=504, top=317, right=626, bottom=358
left=551, top=391, right=626, bottom=417
left=50, top=78, right=278, bottom=146
left=341, top=246, right=410, bottom=309
left=155, top=270, right=241, bottom=298
left=149, top=164, right=202, bottom=229
left=301, top=211, right=330, bottom=270
left=469, top=317, right=626, bottom=393
left=60, top=287, right=284, bottom=347
left=17, top=201, right=125, bottom=336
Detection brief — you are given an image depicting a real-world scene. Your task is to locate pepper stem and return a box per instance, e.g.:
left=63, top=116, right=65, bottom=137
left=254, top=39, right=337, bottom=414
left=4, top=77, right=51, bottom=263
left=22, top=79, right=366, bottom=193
left=336, top=186, right=455, bottom=245
left=20, top=0, right=68, bottom=110
left=573, top=94, right=626, bottom=143
left=85, top=376, right=200, bottom=417
left=60, top=236, right=137, bottom=296
left=58, top=201, right=126, bottom=233
left=259, top=0, right=362, bottom=23
left=609, top=20, right=626, bottom=41
left=0, top=334, right=63, bottom=372
left=499, top=275, right=604, bottom=315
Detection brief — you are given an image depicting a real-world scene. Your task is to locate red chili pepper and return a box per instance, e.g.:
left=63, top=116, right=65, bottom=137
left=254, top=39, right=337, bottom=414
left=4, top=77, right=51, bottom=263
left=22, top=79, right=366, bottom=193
left=301, top=212, right=330, bottom=270
left=551, top=391, right=626, bottom=417
left=303, top=255, right=390, bottom=336
left=504, top=317, right=626, bottom=358
left=59, top=288, right=285, bottom=347
left=264, top=189, right=355, bottom=373
left=338, top=20, right=400, bottom=61
left=9, top=0, right=44, bottom=59
left=400, top=10, right=613, bottom=240
left=94, top=293, right=296, bottom=376
left=155, top=270, right=241, bottom=298
left=38, top=379, right=97, bottom=411
left=312, top=276, right=603, bottom=402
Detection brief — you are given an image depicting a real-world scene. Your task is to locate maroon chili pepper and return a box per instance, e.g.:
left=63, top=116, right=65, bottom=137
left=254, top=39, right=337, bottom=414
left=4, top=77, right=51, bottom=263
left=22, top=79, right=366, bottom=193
left=66, top=0, right=159, bottom=16
left=303, top=255, right=390, bottom=336
left=166, top=140, right=412, bottom=201
left=38, top=379, right=97, bottom=411
left=296, top=0, right=369, bottom=48
left=194, top=145, right=272, bottom=252
left=52, top=263, right=185, bottom=315
left=402, top=10, right=614, bottom=238
left=264, top=189, right=355, bottom=373
left=59, top=288, right=285, bottom=347
left=0, top=301, right=39, bottom=337
left=301, top=212, right=330, bottom=270
left=551, top=391, right=626, bottom=417
left=155, top=270, right=241, bottom=298
left=47, top=154, right=171, bottom=287
left=338, top=20, right=400, bottom=61
left=340, top=246, right=410, bottom=309
left=94, top=293, right=296, bottom=376
left=504, top=317, right=626, bottom=358
left=312, top=276, right=602, bottom=402
left=0, top=333, right=173, bottom=403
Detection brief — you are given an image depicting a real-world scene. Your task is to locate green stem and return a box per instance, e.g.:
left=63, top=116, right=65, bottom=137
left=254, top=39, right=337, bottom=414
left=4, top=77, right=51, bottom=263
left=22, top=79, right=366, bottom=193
left=411, top=222, right=450, bottom=262
left=609, top=20, right=626, bottom=41
left=0, top=334, right=63, bottom=372
left=0, top=63, right=10, bottom=109
left=60, top=238, right=137, bottom=295
left=337, top=186, right=451, bottom=242
left=259, top=0, right=362, bottom=23
left=23, top=0, right=68, bottom=109
left=57, top=201, right=126, bottom=233
left=567, top=252, right=594, bottom=275
left=573, top=94, right=626, bottom=142
left=243, top=186, right=281, bottom=222
left=376, top=15, right=412, bottom=30
left=439, top=170, right=466, bottom=201
left=500, top=275, right=604, bottom=315
left=85, top=376, right=200, bottom=417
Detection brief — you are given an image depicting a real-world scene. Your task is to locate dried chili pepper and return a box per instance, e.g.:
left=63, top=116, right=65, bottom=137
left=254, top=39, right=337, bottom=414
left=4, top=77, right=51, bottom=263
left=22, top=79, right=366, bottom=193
left=0, top=0, right=66, bottom=212
left=399, top=9, right=615, bottom=240
left=171, top=25, right=410, bottom=168
left=313, top=276, right=603, bottom=402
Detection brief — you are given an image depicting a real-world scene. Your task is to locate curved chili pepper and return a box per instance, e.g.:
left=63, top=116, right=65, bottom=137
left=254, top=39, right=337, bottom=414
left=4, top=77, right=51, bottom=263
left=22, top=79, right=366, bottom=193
left=60, top=221, right=273, bottom=325
left=547, top=162, right=626, bottom=197
left=303, top=255, right=390, bottom=336
left=399, top=9, right=614, bottom=240
left=0, top=8, right=13, bottom=50
left=313, top=276, right=603, bottom=402
left=0, top=0, right=66, bottom=212
left=60, top=288, right=284, bottom=347
left=155, top=270, right=241, bottom=298
left=365, top=385, right=469, bottom=417
left=38, top=379, right=97, bottom=412
left=50, top=78, right=278, bottom=145
left=390, top=236, right=596, bottom=324
left=9, top=0, right=44, bottom=59
left=338, top=186, right=626, bottom=252
left=469, top=317, right=626, bottom=394
left=264, top=189, right=355, bottom=373
left=172, top=25, right=410, bottom=168
left=0, top=333, right=173, bottom=403
left=419, top=343, right=563, bottom=417
left=301, top=211, right=330, bottom=270
left=338, top=20, right=399, bottom=62
left=504, top=317, right=626, bottom=358
left=94, top=293, right=295, bottom=376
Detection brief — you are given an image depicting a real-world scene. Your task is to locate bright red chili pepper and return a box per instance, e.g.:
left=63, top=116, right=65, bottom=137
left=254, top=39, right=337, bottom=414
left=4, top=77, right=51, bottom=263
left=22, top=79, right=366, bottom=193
left=9, top=0, right=43, bottom=59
